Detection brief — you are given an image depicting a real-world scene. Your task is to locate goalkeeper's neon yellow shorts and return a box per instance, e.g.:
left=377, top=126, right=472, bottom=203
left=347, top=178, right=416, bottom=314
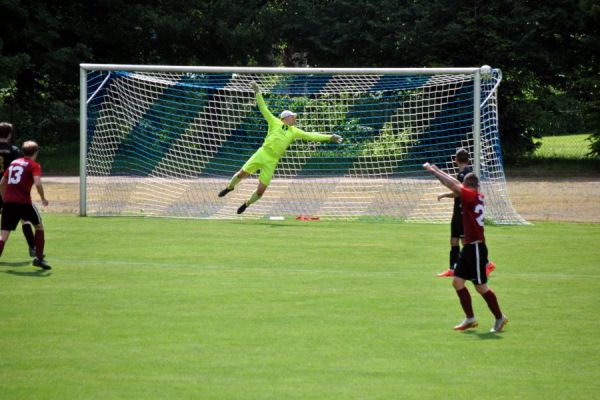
left=241, top=147, right=280, bottom=186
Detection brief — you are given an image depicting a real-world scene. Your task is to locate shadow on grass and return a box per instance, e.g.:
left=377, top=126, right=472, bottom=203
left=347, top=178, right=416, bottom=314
left=463, top=330, right=505, bottom=340
left=0, top=260, right=51, bottom=277
left=0, top=261, right=33, bottom=267
left=3, top=269, right=51, bottom=278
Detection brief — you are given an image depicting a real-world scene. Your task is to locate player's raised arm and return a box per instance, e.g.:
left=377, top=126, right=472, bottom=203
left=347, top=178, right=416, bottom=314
left=423, top=162, right=461, bottom=195
left=251, top=81, right=277, bottom=124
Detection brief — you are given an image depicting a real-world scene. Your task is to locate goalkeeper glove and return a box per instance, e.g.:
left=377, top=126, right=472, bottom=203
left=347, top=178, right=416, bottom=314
left=330, top=134, right=343, bottom=143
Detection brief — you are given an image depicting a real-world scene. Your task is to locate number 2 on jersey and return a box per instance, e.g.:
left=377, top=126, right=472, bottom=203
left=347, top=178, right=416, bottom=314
left=474, top=204, right=485, bottom=227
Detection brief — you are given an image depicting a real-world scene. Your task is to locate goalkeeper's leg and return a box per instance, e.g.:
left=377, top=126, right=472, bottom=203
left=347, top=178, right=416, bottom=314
left=235, top=152, right=275, bottom=214
left=219, top=170, right=249, bottom=197
left=237, top=183, right=267, bottom=214
left=220, top=149, right=266, bottom=197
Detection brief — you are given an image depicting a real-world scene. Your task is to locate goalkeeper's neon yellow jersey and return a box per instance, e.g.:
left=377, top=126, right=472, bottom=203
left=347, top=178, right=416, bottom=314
left=256, top=92, right=332, bottom=158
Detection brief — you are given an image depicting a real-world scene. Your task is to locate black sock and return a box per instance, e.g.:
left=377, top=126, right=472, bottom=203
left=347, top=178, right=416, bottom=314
left=22, top=224, right=35, bottom=248
left=450, top=246, right=460, bottom=270
left=34, top=230, right=45, bottom=259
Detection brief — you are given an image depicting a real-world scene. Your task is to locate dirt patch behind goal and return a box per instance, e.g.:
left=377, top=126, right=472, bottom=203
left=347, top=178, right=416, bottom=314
left=38, top=177, right=600, bottom=223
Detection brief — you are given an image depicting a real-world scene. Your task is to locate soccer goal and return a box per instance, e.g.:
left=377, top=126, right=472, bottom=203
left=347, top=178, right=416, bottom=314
left=79, top=64, right=526, bottom=224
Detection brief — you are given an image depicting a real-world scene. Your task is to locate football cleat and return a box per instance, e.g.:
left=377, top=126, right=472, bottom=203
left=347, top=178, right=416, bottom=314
left=29, top=247, right=36, bottom=258
left=454, top=318, right=478, bottom=331
left=490, top=316, right=508, bottom=333
left=237, top=203, right=248, bottom=214
left=486, top=261, right=496, bottom=277
left=218, top=187, right=233, bottom=197
left=436, top=269, right=454, bottom=277
left=33, top=257, right=51, bottom=270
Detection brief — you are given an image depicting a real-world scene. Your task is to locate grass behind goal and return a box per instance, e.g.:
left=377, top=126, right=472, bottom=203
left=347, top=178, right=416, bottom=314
left=533, top=133, right=593, bottom=159
left=1, top=216, right=599, bottom=399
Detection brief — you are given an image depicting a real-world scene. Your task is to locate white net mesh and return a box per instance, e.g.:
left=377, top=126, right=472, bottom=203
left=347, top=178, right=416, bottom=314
left=83, top=67, right=526, bottom=224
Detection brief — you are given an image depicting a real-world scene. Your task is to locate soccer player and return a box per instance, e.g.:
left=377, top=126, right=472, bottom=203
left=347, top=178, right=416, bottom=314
left=423, top=162, right=508, bottom=333
left=0, top=140, right=51, bottom=270
left=0, top=122, right=37, bottom=256
left=435, top=148, right=495, bottom=278
left=218, top=81, right=343, bottom=214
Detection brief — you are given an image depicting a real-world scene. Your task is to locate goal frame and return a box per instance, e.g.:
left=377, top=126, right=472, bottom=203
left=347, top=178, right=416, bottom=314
left=79, top=64, right=486, bottom=218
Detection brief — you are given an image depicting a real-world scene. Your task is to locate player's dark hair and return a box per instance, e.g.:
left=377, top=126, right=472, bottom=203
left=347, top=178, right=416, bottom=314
left=22, top=141, right=39, bottom=157
left=0, top=122, right=13, bottom=139
left=463, top=172, right=479, bottom=189
left=455, top=148, right=469, bottom=163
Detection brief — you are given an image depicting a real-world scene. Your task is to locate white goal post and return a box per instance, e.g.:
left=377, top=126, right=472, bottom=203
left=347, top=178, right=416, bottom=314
left=79, top=63, right=526, bottom=224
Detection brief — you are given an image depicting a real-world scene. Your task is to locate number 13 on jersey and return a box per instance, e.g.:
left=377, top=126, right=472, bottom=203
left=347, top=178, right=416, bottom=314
left=8, top=165, right=24, bottom=184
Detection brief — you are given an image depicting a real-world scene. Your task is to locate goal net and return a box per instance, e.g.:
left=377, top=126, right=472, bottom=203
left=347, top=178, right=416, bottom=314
left=80, top=64, right=526, bottom=224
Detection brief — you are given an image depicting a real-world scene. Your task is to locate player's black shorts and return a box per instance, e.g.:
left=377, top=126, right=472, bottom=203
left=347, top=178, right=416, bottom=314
left=454, top=242, right=489, bottom=285
left=450, top=211, right=464, bottom=238
left=1, top=203, right=41, bottom=231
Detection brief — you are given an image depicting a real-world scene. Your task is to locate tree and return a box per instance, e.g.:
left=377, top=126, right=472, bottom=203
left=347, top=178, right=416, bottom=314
left=0, top=0, right=286, bottom=145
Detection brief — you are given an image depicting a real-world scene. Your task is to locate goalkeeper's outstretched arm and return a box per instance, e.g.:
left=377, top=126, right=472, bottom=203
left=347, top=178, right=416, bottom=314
left=423, top=162, right=461, bottom=196
left=251, top=81, right=277, bottom=123
left=295, top=129, right=343, bottom=144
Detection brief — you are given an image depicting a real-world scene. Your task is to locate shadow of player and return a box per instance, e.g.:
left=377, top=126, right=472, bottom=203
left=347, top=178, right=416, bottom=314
left=0, top=261, right=33, bottom=267
left=464, top=330, right=505, bottom=340
left=3, top=269, right=51, bottom=278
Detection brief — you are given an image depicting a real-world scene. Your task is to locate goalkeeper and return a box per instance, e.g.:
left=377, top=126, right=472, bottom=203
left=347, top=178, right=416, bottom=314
left=218, top=82, right=343, bottom=214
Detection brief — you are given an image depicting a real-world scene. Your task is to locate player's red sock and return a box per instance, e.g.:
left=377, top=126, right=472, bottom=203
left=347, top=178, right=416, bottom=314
left=481, top=289, right=503, bottom=319
left=456, top=287, right=474, bottom=319
left=34, top=230, right=45, bottom=259
left=0, top=240, right=4, bottom=257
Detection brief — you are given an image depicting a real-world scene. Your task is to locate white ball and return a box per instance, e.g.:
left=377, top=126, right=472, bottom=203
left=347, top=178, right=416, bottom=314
left=480, top=65, right=493, bottom=80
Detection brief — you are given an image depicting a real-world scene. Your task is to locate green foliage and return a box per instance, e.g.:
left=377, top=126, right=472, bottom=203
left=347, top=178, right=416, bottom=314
left=360, top=125, right=414, bottom=158
left=40, top=141, right=80, bottom=174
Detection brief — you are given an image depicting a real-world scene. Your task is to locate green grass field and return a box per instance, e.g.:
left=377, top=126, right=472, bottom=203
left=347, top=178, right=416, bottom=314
left=1, top=215, right=599, bottom=399
left=533, top=133, right=592, bottom=159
